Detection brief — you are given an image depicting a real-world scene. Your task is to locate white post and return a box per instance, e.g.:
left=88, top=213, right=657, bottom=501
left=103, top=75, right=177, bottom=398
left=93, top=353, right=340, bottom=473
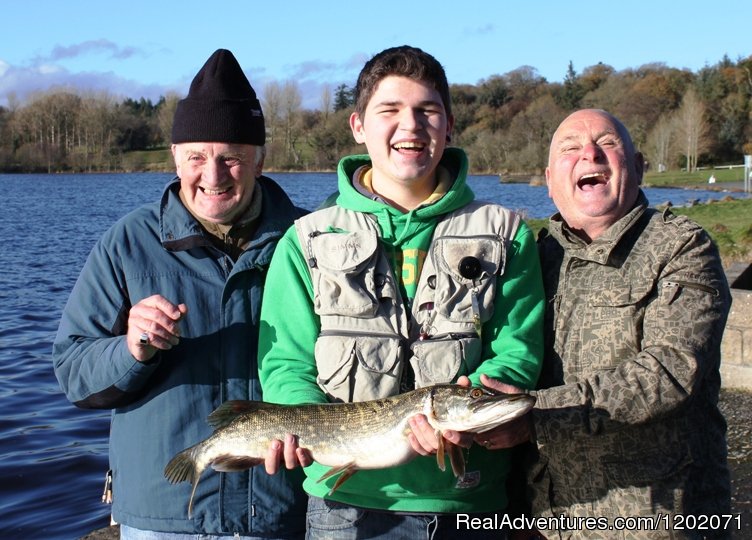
left=745, top=155, right=751, bottom=193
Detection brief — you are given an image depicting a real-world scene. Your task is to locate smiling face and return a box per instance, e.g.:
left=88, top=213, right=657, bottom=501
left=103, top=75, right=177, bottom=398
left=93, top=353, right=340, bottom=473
left=546, top=109, right=643, bottom=241
left=350, top=75, right=454, bottom=211
left=172, top=142, right=263, bottom=224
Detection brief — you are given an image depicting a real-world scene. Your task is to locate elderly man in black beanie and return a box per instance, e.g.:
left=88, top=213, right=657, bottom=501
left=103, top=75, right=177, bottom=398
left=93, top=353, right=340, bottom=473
left=53, top=49, right=307, bottom=539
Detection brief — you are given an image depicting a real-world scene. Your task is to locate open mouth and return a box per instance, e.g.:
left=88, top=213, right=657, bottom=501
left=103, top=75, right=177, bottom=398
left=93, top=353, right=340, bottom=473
left=392, top=141, right=426, bottom=154
left=577, top=172, right=609, bottom=190
left=200, top=186, right=231, bottom=196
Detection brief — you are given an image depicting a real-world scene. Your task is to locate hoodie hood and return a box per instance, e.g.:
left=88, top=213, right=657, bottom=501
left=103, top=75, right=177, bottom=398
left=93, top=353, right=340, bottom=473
left=334, top=147, right=474, bottom=245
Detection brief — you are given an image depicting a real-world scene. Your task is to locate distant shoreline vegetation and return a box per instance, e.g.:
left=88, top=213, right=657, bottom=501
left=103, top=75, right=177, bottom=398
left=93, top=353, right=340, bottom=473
left=1, top=54, right=751, bottom=175
left=525, top=195, right=752, bottom=268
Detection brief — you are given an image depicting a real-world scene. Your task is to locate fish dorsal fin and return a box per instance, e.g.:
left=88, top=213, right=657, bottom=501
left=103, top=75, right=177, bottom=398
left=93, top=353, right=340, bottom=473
left=207, top=400, right=270, bottom=429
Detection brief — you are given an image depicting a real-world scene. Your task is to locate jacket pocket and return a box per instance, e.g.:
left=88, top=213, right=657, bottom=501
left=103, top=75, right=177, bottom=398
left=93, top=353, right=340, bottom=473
left=601, top=445, right=693, bottom=515
left=602, top=446, right=693, bottom=485
left=309, top=230, right=381, bottom=317
left=409, top=334, right=481, bottom=387
left=580, top=279, right=655, bottom=372
left=315, top=333, right=403, bottom=402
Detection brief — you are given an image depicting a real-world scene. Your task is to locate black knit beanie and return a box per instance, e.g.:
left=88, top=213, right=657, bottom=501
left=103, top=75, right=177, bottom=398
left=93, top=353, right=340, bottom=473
left=171, top=49, right=265, bottom=145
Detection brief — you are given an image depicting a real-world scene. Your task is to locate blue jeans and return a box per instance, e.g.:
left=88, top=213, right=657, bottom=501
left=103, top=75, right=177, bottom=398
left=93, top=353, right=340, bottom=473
left=120, top=524, right=302, bottom=540
left=306, top=496, right=509, bottom=540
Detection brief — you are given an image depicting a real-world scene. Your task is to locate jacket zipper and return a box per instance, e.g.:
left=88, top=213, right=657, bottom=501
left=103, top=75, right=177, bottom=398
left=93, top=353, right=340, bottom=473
left=663, top=280, right=719, bottom=296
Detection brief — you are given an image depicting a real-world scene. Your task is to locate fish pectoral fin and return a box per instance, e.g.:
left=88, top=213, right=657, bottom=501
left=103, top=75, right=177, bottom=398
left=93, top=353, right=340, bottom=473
left=446, top=441, right=466, bottom=478
left=432, top=432, right=465, bottom=478
left=211, top=455, right=264, bottom=472
left=329, top=468, right=358, bottom=495
left=316, top=463, right=358, bottom=494
left=435, top=430, right=446, bottom=472
left=316, top=462, right=355, bottom=483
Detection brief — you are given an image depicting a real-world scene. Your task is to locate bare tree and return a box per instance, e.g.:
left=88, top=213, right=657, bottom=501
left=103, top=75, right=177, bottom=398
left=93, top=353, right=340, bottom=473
left=261, top=81, right=282, bottom=167
left=674, top=88, right=710, bottom=172
left=646, top=114, right=675, bottom=172
left=157, top=93, right=181, bottom=147
left=319, top=85, right=332, bottom=120
left=281, top=81, right=302, bottom=166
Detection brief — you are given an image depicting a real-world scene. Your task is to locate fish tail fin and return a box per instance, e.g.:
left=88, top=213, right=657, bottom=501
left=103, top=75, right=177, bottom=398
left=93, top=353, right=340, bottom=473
left=164, top=446, right=203, bottom=518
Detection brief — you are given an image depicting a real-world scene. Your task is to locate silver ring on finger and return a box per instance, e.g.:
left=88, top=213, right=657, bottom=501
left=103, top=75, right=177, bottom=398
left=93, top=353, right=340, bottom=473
left=139, top=332, right=150, bottom=345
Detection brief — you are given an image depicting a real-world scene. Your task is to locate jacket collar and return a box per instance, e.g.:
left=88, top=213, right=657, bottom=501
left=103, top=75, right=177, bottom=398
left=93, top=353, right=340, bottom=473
left=547, top=190, right=649, bottom=264
left=158, top=176, right=297, bottom=265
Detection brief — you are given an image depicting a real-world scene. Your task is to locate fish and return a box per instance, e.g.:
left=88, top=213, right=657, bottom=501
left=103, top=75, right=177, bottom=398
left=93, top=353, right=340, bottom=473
left=164, top=384, right=535, bottom=517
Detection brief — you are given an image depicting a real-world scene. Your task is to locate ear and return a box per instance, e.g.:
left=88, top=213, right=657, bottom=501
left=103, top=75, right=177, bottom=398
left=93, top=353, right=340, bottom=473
left=545, top=167, right=552, bottom=198
left=634, top=151, right=645, bottom=185
left=446, top=114, right=455, bottom=144
left=171, top=144, right=180, bottom=174
left=350, top=112, right=366, bottom=144
left=254, top=146, right=266, bottom=178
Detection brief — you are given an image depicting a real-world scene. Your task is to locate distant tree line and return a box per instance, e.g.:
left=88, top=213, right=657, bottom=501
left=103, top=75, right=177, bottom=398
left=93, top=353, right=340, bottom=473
left=1, top=55, right=750, bottom=174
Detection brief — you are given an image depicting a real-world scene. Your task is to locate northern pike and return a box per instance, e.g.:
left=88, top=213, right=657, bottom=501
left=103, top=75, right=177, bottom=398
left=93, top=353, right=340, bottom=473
left=164, top=384, right=535, bottom=517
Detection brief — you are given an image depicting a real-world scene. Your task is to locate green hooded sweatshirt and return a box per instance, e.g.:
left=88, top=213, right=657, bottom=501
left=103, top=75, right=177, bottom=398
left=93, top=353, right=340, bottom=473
left=259, top=148, right=543, bottom=513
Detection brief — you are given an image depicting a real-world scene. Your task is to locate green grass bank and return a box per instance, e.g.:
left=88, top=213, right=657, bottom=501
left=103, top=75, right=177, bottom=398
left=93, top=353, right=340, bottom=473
left=525, top=196, right=752, bottom=267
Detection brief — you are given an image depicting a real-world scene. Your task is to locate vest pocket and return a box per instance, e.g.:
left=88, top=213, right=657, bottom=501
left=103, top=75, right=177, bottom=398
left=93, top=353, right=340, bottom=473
left=430, top=236, right=503, bottom=322
left=410, top=334, right=481, bottom=387
left=310, top=230, right=381, bottom=317
left=315, top=333, right=403, bottom=402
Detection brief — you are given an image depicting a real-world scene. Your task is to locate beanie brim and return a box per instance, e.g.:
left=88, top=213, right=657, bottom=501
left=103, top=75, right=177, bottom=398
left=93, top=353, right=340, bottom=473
left=172, top=99, right=265, bottom=145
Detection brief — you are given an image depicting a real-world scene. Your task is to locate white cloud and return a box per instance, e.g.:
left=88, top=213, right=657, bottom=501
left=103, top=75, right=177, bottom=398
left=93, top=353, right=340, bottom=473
left=37, top=64, right=64, bottom=75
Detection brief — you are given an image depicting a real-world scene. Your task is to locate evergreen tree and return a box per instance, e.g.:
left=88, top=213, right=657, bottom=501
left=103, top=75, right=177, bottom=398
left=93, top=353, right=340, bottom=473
left=333, top=84, right=353, bottom=111
left=561, top=61, right=585, bottom=110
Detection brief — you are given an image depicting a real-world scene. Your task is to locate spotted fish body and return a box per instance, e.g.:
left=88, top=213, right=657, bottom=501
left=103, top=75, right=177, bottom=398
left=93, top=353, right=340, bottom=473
left=164, top=384, right=535, bottom=517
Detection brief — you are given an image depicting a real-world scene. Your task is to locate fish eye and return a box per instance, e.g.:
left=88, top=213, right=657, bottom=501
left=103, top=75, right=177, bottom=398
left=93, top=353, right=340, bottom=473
left=470, top=388, right=484, bottom=399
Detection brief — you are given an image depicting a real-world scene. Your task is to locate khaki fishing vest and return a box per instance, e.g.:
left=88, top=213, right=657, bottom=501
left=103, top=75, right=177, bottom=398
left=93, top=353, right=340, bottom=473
left=295, top=201, right=520, bottom=403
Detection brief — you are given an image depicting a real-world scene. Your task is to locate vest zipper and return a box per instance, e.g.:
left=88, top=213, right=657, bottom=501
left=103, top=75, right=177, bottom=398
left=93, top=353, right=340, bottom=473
left=419, top=332, right=478, bottom=341
left=318, top=329, right=404, bottom=340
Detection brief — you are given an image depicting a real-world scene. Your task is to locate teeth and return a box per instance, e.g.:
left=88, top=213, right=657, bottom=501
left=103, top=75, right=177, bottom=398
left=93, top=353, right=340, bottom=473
left=393, top=141, right=424, bottom=149
left=580, top=172, right=605, bottom=180
left=202, top=188, right=228, bottom=195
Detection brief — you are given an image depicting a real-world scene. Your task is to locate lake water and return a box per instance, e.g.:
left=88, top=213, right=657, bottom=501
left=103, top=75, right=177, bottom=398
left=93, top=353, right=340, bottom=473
left=0, top=171, right=745, bottom=539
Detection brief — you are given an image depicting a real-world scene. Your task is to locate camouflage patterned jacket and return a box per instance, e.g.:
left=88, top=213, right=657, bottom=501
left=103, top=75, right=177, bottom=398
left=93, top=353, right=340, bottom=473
left=529, top=191, right=732, bottom=539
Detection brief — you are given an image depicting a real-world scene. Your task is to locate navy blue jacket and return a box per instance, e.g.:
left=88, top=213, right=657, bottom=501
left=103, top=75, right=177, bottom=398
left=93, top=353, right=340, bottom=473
left=53, top=177, right=307, bottom=536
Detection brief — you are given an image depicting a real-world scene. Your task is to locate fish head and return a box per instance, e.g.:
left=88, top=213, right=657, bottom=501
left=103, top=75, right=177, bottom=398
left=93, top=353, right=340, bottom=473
left=427, top=384, right=535, bottom=433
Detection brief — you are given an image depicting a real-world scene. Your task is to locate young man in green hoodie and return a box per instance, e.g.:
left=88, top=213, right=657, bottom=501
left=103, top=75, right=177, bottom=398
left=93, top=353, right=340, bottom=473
left=258, top=45, right=544, bottom=539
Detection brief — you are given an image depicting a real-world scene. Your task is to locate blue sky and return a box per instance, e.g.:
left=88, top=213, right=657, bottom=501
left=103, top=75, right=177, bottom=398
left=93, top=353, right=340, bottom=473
left=2, top=0, right=749, bottom=109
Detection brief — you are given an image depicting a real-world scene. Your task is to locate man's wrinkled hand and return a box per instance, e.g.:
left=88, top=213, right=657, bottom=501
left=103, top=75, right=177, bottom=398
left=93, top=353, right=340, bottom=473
left=127, top=295, right=188, bottom=362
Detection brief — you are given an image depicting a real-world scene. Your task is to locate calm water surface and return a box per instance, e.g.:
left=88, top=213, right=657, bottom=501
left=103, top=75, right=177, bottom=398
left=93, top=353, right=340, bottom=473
left=0, top=172, right=743, bottom=539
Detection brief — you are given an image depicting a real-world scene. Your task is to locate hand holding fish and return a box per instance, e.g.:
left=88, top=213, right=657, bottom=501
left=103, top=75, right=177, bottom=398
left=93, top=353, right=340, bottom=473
left=407, top=376, right=475, bottom=455
left=473, top=374, right=533, bottom=450
left=264, top=433, right=313, bottom=474
left=164, top=383, right=536, bottom=517
left=127, top=295, right=188, bottom=362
